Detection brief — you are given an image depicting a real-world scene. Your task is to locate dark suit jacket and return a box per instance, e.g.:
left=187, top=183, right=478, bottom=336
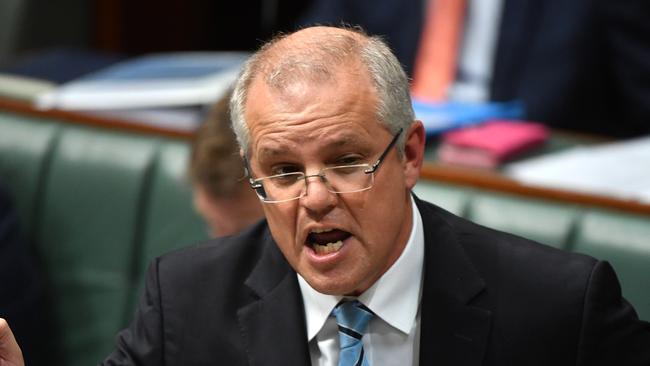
left=0, top=183, right=47, bottom=365
left=298, top=0, right=650, bottom=137
left=102, top=197, right=650, bottom=365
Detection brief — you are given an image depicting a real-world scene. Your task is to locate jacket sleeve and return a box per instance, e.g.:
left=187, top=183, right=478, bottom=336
left=100, top=259, right=164, bottom=366
left=576, top=260, right=650, bottom=365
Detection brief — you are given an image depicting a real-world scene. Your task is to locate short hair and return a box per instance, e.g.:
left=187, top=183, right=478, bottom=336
left=189, top=91, right=245, bottom=198
left=230, top=26, right=415, bottom=156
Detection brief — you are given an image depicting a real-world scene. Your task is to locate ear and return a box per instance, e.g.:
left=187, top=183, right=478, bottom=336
left=402, top=120, right=426, bottom=190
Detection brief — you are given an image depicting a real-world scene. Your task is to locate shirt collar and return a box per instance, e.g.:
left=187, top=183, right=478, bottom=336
left=298, top=196, right=425, bottom=340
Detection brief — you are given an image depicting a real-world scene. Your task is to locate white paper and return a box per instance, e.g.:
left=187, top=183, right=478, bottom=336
left=35, top=52, right=249, bottom=110
left=505, top=136, right=650, bottom=203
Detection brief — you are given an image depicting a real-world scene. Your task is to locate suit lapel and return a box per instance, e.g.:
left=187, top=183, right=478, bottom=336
left=236, top=198, right=493, bottom=365
left=415, top=198, right=492, bottom=365
left=237, top=231, right=311, bottom=366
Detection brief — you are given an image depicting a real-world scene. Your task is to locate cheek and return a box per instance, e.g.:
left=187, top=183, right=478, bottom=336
left=349, top=187, right=403, bottom=229
left=263, top=204, right=298, bottom=246
left=360, top=170, right=408, bottom=239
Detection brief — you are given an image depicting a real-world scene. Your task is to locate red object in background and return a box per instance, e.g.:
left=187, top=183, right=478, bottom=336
left=438, top=120, right=549, bottom=169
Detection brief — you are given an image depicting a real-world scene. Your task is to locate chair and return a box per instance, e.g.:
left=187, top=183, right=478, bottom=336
left=467, top=192, right=579, bottom=249
left=126, top=140, right=208, bottom=317
left=35, top=126, right=159, bottom=366
left=0, top=112, right=59, bottom=239
left=413, top=180, right=472, bottom=216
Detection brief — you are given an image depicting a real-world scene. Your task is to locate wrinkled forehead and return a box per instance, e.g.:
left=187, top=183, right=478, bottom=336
left=242, top=80, right=384, bottom=170
left=240, top=27, right=383, bottom=153
left=245, top=65, right=380, bottom=135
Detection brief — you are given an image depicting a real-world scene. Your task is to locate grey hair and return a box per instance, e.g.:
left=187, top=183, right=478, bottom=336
left=229, top=27, right=415, bottom=156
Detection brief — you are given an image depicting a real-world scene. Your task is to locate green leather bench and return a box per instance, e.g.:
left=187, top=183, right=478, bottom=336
left=2, top=110, right=649, bottom=365
left=0, top=112, right=208, bottom=366
left=466, top=192, right=579, bottom=250
left=413, top=180, right=650, bottom=321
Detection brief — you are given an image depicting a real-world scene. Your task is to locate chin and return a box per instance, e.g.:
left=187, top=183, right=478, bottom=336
left=307, top=276, right=362, bottom=296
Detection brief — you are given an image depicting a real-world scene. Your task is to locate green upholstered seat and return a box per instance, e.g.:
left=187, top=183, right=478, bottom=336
left=35, top=126, right=159, bottom=366
left=413, top=180, right=472, bottom=217
left=0, top=112, right=59, bottom=238
left=570, top=210, right=650, bottom=321
left=138, top=141, right=208, bottom=270
left=467, top=193, right=579, bottom=249
left=126, top=141, right=208, bottom=316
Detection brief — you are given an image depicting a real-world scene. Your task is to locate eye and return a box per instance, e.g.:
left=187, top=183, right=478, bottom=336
left=336, top=154, right=364, bottom=166
left=271, top=164, right=302, bottom=176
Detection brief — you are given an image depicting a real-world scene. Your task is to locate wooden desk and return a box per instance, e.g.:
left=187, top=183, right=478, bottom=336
left=2, top=97, right=649, bottom=216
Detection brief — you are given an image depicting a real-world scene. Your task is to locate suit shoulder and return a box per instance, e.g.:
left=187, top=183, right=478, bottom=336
left=154, top=220, right=272, bottom=283
left=417, top=197, right=597, bottom=282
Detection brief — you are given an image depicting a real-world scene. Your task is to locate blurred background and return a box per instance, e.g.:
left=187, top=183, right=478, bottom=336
left=0, top=0, right=310, bottom=65
left=0, top=1, right=649, bottom=365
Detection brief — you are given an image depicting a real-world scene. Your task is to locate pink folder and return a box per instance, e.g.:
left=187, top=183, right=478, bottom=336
left=438, top=120, right=549, bottom=168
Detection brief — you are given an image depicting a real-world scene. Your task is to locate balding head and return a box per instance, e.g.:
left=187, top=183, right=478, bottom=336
left=252, top=27, right=367, bottom=90
left=230, top=26, right=414, bottom=154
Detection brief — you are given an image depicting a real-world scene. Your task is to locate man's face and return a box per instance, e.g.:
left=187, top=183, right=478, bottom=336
left=244, top=64, right=424, bottom=295
left=192, top=183, right=263, bottom=237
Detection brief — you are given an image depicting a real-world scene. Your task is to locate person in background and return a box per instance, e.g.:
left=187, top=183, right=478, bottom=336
left=297, top=0, right=650, bottom=138
left=188, top=91, right=264, bottom=237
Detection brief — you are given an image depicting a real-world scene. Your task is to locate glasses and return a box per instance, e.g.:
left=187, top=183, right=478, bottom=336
left=246, top=129, right=403, bottom=203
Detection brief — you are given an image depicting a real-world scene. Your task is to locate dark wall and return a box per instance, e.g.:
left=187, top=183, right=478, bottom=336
left=1, top=0, right=311, bottom=66
left=93, top=0, right=312, bottom=55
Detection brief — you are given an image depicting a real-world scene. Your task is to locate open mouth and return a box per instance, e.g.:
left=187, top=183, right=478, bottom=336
left=307, top=228, right=352, bottom=255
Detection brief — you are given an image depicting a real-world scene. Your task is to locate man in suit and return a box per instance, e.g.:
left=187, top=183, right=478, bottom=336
left=298, top=0, right=650, bottom=137
left=188, top=90, right=264, bottom=237
left=1, top=25, right=649, bottom=366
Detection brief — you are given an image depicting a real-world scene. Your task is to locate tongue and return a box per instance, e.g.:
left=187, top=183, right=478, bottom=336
left=309, top=230, right=351, bottom=246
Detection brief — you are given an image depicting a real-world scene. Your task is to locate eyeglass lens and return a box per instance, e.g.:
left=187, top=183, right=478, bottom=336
left=256, top=164, right=374, bottom=202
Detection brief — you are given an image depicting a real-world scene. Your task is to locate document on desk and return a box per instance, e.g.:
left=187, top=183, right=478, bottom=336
left=505, top=136, right=650, bottom=203
left=412, top=99, right=524, bottom=136
left=35, top=52, right=250, bottom=110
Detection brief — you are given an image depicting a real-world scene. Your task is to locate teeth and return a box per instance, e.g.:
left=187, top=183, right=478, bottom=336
left=312, top=240, right=343, bottom=254
left=311, top=228, right=335, bottom=234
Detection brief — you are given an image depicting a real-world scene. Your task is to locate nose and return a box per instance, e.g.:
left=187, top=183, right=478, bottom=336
left=300, top=173, right=337, bottom=217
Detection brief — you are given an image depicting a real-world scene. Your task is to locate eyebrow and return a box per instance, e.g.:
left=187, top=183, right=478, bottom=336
left=256, top=134, right=367, bottom=161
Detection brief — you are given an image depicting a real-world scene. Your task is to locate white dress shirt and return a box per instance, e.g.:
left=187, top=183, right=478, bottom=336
left=449, top=0, right=505, bottom=102
left=298, top=196, right=425, bottom=366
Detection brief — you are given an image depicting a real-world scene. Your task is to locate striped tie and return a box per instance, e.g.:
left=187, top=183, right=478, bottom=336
left=332, top=300, right=374, bottom=366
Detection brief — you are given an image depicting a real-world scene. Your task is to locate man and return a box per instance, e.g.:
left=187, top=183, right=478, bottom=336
left=2, top=25, right=650, bottom=365
left=189, top=91, right=264, bottom=237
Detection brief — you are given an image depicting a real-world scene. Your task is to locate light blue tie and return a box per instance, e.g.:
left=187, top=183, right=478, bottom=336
left=332, top=300, right=374, bottom=366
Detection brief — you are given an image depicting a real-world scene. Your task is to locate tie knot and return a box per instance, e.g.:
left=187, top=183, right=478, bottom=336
left=332, top=301, right=374, bottom=365
left=332, top=300, right=374, bottom=340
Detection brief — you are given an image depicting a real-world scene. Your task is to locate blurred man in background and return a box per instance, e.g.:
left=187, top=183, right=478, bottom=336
left=188, top=91, right=264, bottom=237
left=299, top=0, right=650, bottom=137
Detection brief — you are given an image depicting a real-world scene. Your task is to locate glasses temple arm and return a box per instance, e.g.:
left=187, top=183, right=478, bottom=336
left=243, top=156, right=262, bottom=188
left=368, top=128, right=403, bottom=172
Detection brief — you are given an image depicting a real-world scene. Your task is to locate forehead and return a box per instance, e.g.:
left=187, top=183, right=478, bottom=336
left=255, top=131, right=374, bottom=161
left=244, top=63, right=385, bottom=158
